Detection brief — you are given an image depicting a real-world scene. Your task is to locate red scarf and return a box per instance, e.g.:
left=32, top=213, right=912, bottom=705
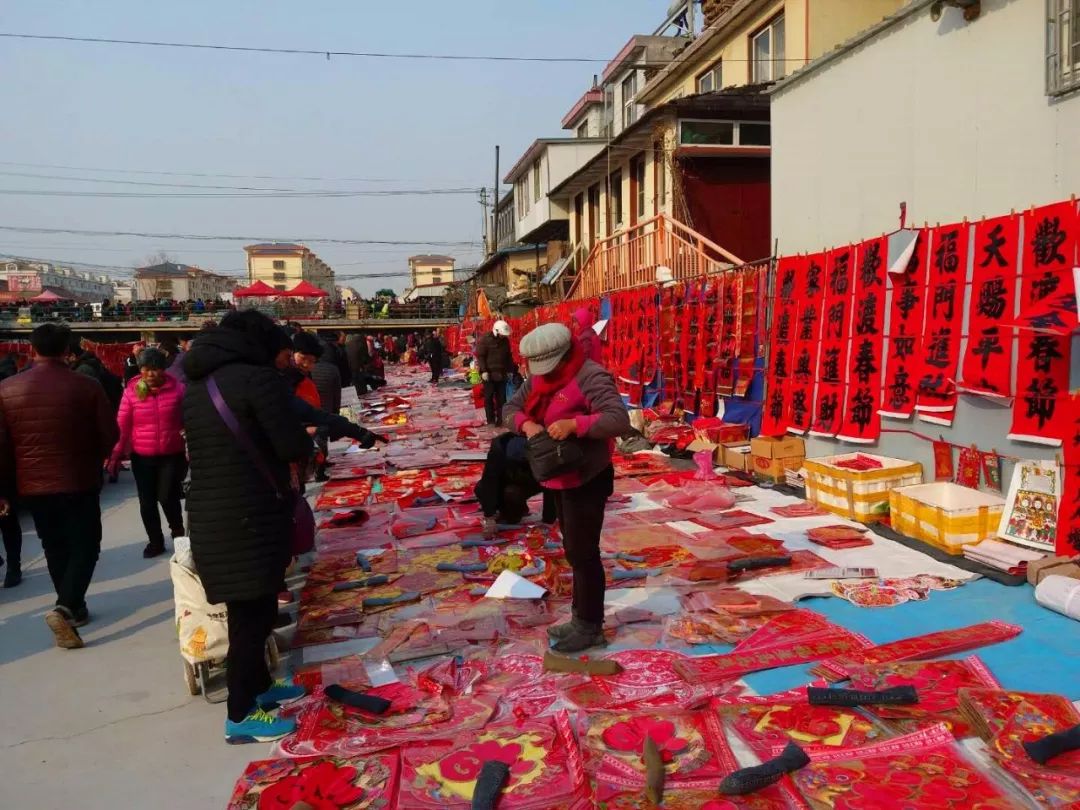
left=523, top=342, right=585, bottom=424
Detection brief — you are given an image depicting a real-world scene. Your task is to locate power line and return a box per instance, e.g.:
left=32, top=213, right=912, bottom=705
left=0, top=224, right=482, bottom=247
left=0, top=170, right=476, bottom=195
left=0, top=160, right=412, bottom=183
left=0, top=32, right=609, bottom=63
left=0, top=187, right=477, bottom=199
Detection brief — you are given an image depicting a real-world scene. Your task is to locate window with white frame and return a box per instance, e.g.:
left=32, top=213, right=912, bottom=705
left=696, top=60, right=723, bottom=93
left=751, top=14, right=785, bottom=83
left=621, top=73, right=638, bottom=129
left=1047, top=0, right=1080, bottom=95
left=516, top=178, right=531, bottom=219
left=533, top=159, right=542, bottom=203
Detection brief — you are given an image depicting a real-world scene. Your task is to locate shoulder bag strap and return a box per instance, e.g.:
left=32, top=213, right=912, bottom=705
left=206, top=375, right=285, bottom=500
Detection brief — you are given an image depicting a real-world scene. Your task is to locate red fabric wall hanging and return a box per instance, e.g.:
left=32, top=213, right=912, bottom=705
left=837, top=237, right=886, bottom=443
left=761, top=257, right=801, bottom=436
left=789, top=252, right=826, bottom=434
left=915, top=222, right=969, bottom=422
left=1060, top=394, right=1080, bottom=555
left=1010, top=200, right=1078, bottom=445
left=879, top=231, right=928, bottom=419
left=809, top=246, right=854, bottom=437
left=958, top=214, right=1020, bottom=398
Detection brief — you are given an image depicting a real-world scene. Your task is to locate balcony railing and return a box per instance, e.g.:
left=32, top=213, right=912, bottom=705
left=566, top=214, right=745, bottom=299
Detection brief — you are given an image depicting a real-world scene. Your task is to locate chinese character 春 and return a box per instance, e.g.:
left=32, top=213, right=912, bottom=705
left=852, top=339, right=878, bottom=385
left=1027, top=335, right=1064, bottom=374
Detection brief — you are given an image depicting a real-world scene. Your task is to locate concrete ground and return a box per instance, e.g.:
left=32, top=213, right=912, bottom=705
left=0, top=477, right=261, bottom=809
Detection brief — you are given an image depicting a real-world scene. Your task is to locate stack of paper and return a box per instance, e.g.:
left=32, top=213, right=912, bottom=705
left=961, top=539, right=1045, bottom=574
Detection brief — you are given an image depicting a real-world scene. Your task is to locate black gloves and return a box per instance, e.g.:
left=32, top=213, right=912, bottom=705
left=347, top=425, right=386, bottom=449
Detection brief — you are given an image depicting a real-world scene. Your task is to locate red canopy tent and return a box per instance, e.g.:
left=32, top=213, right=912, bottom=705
left=282, top=280, right=329, bottom=298
left=233, top=280, right=279, bottom=298
left=29, top=289, right=63, bottom=302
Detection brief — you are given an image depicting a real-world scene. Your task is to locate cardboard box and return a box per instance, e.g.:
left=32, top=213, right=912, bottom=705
left=750, top=435, right=805, bottom=460
left=693, top=419, right=750, bottom=446
left=752, top=454, right=805, bottom=482
left=1027, top=556, right=1080, bottom=586
left=722, top=441, right=753, bottom=472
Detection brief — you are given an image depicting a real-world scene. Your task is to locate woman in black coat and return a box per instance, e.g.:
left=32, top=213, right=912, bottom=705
left=182, top=310, right=312, bottom=742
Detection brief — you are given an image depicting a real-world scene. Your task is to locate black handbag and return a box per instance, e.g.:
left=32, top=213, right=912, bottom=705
left=525, top=432, right=584, bottom=482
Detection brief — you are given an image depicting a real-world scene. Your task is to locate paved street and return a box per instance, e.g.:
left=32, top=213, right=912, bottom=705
left=0, top=477, right=256, bottom=808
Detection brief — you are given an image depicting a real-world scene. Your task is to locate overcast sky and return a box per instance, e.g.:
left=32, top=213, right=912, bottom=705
left=0, top=0, right=665, bottom=295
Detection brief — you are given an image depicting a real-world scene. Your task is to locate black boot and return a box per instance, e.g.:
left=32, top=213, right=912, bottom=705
left=3, top=560, right=21, bottom=588
left=551, top=620, right=607, bottom=653
left=143, top=541, right=166, bottom=559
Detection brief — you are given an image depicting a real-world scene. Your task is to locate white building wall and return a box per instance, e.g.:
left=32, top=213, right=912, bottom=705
left=512, top=142, right=605, bottom=242
left=770, top=0, right=1079, bottom=483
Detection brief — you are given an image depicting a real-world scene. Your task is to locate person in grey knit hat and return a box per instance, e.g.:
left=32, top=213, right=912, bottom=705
left=503, top=322, right=630, bottom=653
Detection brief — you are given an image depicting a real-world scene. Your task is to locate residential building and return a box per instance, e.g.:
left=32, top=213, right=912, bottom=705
left=494, top=190, right=517, bottom=251
left=504, top=139, right=608, bottom=246
left=134, top=261, right=236, bottom=301
left=408, top=255, right=455, bottom=288
left=244, top=243, right=336, bottom=298
left=553, top=0, right=906, bottom=298
left=336, top=286, right=360, bottom=302
left=767, top=0, right=1075, bottom=480
left=1, top=259, right=115, bottom=301
left=111, top=280, right=136, bottom=304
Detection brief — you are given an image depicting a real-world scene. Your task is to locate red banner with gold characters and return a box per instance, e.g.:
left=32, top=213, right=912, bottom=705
left=915, top=222, right=969, bottom=424
left=809, top=246, right=854, bottom=437
left=958, top=214, right=1020, bottom=398
left=879, top=231, right=928, bottom=419
left=1009, top=200, right=1077, bottom=445
left=837, top=236, right=886, bottom=443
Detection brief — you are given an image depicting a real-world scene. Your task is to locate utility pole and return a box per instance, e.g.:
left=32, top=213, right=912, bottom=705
left=493, top=145, right=500, bottom=255
left=479, top=187, right=490, bottom=256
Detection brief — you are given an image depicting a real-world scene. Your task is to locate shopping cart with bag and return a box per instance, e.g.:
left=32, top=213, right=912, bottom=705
left=170, top=537, right=278, bottom=702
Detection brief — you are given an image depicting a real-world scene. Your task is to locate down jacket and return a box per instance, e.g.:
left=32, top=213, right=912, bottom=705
left=182, top=328, right=311, bottom=604
left=113, top=374, right=186, bottom=458
left=0, top=359, right=119, bottom=496
left=475, top=333, right=515, bottom=381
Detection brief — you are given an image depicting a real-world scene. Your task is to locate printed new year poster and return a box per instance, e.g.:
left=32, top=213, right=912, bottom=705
left=998, top=459, right=1060, bottom=551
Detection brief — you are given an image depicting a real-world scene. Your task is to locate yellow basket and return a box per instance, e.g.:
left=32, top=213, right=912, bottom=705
left=803, top=454, right=923, bottom=523
left=889, top=482, right=1006, bottom=555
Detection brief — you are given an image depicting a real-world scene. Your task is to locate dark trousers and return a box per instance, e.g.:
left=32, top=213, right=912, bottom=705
left=25, top=492, right=102, bottom=615
left=483, top=378, right=506, bottom=425
left=225, top=594, right=278, bottom=722
left=475, top=434, right=557, bottom=523
left=552, top=465, right=614, bottom=626
left=130, top=452, right=187, bottom=546
left=0, top=500, right=21, bottom=569
left=429, top=359, right=443, bottom=383
left=352, top=372, right=369, bottom=399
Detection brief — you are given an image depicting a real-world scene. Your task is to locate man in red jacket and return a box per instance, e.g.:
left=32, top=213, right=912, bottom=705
left=0, top=323, right=119, bottom=648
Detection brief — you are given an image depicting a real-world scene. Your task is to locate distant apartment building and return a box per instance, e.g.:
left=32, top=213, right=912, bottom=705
left=407, top=255, right=456, bottom=288
left=134, top=261, right=236, bottom=301
left=1, top=259, right=115, bottom=301
left=244, top=243, right=336, bottom=298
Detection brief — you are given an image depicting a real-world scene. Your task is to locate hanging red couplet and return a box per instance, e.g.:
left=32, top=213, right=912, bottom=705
left=788, top=253, right=826, bottom=435
left=958, top=214, right=1020, bottom=398
left=761, top=257, right=802, bottom=436
left=810, top=246, right=854, bottom=437
left=837, top=237, right=886, bottom=443
left=880, top=231, right=928, bottom=419
left=1010, top=200, right=1078, bottom=445
left=1059, top=393, right=1080, bottom=555
left=916, top=223, right=969, bottom=421
left=933, top=440, right=955, bottom=480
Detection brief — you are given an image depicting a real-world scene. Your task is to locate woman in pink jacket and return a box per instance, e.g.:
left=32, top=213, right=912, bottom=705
left=109, top=347, right=187, bottom=558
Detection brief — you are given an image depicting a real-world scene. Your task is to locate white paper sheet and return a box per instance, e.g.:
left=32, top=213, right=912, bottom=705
left=484, top=570, right=547, bottom=599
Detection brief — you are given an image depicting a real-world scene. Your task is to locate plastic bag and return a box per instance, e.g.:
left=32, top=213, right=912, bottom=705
left=694, top=449, right=718, bottom=480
